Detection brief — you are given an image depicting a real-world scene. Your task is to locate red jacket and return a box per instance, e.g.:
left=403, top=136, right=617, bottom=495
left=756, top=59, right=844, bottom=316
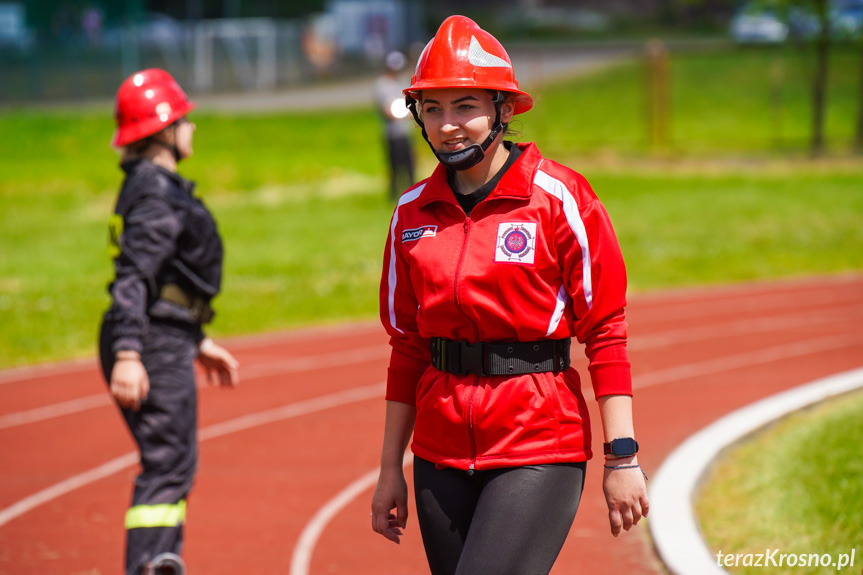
left=380, top=143, right=631, bottom=471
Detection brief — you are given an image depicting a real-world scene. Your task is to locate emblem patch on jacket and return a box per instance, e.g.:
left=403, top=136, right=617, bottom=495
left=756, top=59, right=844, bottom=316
left=496, top=222, right=537, bottom=264
left=402, top=225, right=437, bottom=243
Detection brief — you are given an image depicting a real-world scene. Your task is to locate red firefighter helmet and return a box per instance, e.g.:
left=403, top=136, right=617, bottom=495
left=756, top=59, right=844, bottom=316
left=405, top=15, right=533, bottom=115
left=112, top=69, right=195, bottom=147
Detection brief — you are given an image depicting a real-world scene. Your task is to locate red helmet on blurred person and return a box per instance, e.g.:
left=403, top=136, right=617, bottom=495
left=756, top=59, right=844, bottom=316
left=405, top=15, right=532, bottom=115
left=112, top=69, right=195, bottom=147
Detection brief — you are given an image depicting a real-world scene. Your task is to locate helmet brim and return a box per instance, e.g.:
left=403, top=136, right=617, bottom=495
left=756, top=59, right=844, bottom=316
left=404, top=83, right=533, bottom=115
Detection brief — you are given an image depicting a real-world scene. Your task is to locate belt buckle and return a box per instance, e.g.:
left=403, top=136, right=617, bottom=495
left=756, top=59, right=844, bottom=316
left=431, top=338, right=447, bottom=372
left=459, top=341, right=485, bottom=376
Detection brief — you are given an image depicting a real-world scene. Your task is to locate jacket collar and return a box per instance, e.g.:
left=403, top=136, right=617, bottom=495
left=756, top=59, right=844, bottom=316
left=418, top=142, right=541, bottom=210
left=122, top=158, right=195, bottom=195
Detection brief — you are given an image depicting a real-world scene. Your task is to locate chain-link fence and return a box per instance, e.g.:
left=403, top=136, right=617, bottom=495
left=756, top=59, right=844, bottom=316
left=0, top=1, right=423, bottom=105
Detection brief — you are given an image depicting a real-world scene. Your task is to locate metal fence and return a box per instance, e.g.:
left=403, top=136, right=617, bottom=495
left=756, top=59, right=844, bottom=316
left=0, top=13, right=410, bottom=105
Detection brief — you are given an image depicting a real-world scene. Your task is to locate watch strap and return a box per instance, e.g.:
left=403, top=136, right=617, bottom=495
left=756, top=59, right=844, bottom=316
left=603, top=437, right=639, bottom=457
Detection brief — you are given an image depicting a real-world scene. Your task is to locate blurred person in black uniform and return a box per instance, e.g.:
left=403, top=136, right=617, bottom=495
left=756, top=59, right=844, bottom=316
left=374, top=50, right=416, bottom=199
left=99, top=68, right=239, bottom=575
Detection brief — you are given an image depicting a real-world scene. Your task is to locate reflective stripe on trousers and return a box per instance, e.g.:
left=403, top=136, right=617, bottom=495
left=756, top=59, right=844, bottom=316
left=126, top=500, right=187, bottom=529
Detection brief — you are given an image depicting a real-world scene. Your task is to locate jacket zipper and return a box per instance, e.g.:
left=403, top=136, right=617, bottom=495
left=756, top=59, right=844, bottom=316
left=454, top=218, right=479, bottom=474
left=466, top=376, right=478, bottom=475
left=453, top=218, right=480, bottom=341
left=453, top=218, right=471, bottom=313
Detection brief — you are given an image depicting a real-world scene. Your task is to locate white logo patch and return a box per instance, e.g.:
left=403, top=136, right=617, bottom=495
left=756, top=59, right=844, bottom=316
left=402, top=225, right=437, bottom=243
left=468, top=36, right=512, bottom=69
left=496, top=222, right=536, bottom=264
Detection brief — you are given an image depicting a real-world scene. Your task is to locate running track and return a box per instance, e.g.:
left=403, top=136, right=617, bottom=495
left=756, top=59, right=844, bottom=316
left=1, top=274, right=861, bottom=575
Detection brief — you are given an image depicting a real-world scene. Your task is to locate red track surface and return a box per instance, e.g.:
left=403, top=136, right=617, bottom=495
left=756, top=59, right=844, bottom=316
left=1, top=275, right=862, bottom=575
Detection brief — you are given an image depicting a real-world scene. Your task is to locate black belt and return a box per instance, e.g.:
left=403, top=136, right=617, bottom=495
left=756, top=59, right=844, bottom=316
left=431, top=337, right=571, bottom=376
left=160, top=283, right=215, bottom=324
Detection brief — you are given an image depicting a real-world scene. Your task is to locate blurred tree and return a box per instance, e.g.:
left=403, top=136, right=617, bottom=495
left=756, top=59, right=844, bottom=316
left=25, top=0, right=330, bottom=29
left=808, top=0, right=830, bottom=156
left=146, top=0, right=327, bottom=19
left=26, top=0, right=128, bottom=35
left=856, top=38, right=863, bottom=151
left=686, top=0, right=833, bottom=155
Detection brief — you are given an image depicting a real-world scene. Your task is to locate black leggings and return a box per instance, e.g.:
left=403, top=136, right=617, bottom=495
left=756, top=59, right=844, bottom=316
left=413, top=456, right=587, bottom=575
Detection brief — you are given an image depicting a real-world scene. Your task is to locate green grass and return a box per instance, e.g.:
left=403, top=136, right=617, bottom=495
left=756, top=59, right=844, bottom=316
left=0, top=107, right=388, bottom=196
left=592, top=167, right=863, bottom=291
left=211, top=185, right=391, bottom=336
left=696, top=389, right=863, bottom=574
left=1, top=46, right=862, bottom=368
left=520, top=44, right=862, bottom=155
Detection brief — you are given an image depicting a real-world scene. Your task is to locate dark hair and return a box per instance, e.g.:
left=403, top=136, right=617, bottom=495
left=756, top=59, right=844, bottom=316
left=503, top=119, right=522, bottom=141
left=120, top=120, right=181, bottom=161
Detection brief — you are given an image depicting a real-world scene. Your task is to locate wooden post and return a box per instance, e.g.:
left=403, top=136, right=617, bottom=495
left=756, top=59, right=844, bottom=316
left=645, top=39, right=670, bottom=151
left=770, top=56, right=785, bottom=149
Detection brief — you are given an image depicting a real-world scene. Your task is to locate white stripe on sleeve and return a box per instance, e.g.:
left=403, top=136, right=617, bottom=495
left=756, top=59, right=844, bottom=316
left=533, top=170, right=594, bottom=310
left=387, top=184, right=426, bottom=334
left=546, top=283, right=569, bottom=336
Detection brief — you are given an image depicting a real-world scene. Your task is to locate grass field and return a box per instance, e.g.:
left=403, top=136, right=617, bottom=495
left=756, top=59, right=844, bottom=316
left=696, top=389, right=863, bottom=574
left=1, top=45, right=862, bottom=369
left=524, top=44, right=863, bottom=156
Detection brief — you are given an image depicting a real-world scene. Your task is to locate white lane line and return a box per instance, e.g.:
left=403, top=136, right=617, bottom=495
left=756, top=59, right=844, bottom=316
left=216, top=321, right=381, bottom=351
left=3, top=314, right=861, bottom=430
left=0, top=323, right=384, bottom=386
left=0, top=452, right=139, bottom=528
left=0, top=345, right=389, bottom=430
left=289, top=453, right=414, bottom=575
left=633, top=333, right=863, bottom=391
left=0, top=360, right=97, bottom=386
left=629, top=274, right=861, bottom=307
left=0, top=382, right=385, bottom=528
left=239, top=344, right=389, bottom=380
left=630, top=304, right=863, bottom=351
left=0, top=394, right=111, bottom=430
left=631, top=284, right=863, bottom=324
left=649, top=367, right=863, bottom=575
left=199, top=384, right=384, bottom=441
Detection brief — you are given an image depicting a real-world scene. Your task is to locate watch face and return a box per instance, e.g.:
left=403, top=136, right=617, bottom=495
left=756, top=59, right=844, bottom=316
left=613, top=438, right=638, bottom=456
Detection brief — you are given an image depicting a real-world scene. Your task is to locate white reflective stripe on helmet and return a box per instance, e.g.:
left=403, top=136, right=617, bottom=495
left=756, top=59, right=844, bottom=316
left=468, top=35, right=512, bottom=68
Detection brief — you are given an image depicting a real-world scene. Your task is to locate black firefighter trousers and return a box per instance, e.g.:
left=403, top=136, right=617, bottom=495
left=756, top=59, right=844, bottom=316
left=100, top=318, right=199, bottom=575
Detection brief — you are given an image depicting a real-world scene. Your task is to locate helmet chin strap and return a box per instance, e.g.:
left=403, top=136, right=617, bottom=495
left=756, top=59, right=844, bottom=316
left=148, top=123, right=182, bottom=162
left=407, top=92, right=505, bottom=172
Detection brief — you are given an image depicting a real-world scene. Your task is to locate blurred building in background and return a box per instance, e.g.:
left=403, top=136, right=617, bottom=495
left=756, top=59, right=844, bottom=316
left=0, top=0, right=424, bottom=103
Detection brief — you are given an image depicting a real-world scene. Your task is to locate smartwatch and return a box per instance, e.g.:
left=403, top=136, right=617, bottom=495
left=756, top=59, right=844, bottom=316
left=603, top=437, right=639, bottom=458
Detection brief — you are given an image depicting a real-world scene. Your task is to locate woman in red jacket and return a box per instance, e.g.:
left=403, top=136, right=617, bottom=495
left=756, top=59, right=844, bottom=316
left=370, top=15, right=648, bottom=575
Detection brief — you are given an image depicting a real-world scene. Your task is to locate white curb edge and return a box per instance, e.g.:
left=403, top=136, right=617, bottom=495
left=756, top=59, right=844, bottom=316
left=648, top=366, right=863, bottom=575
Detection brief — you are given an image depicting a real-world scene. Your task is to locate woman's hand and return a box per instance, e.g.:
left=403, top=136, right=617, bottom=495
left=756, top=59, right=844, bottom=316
left=110, top=352, right=149, bottom=411
left=602, top=461, right=649, bottom=537
left=596, top=395, right=649, bottom=536
left=372, top=400, right=416, bottom=544
left=196, top=338, right=239, bottom=388
left=371, top=466, right=409, bottom=544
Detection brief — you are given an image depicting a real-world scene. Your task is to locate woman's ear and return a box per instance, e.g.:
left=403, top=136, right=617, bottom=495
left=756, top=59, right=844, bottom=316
left=501, top=97, right=516, bottom=124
